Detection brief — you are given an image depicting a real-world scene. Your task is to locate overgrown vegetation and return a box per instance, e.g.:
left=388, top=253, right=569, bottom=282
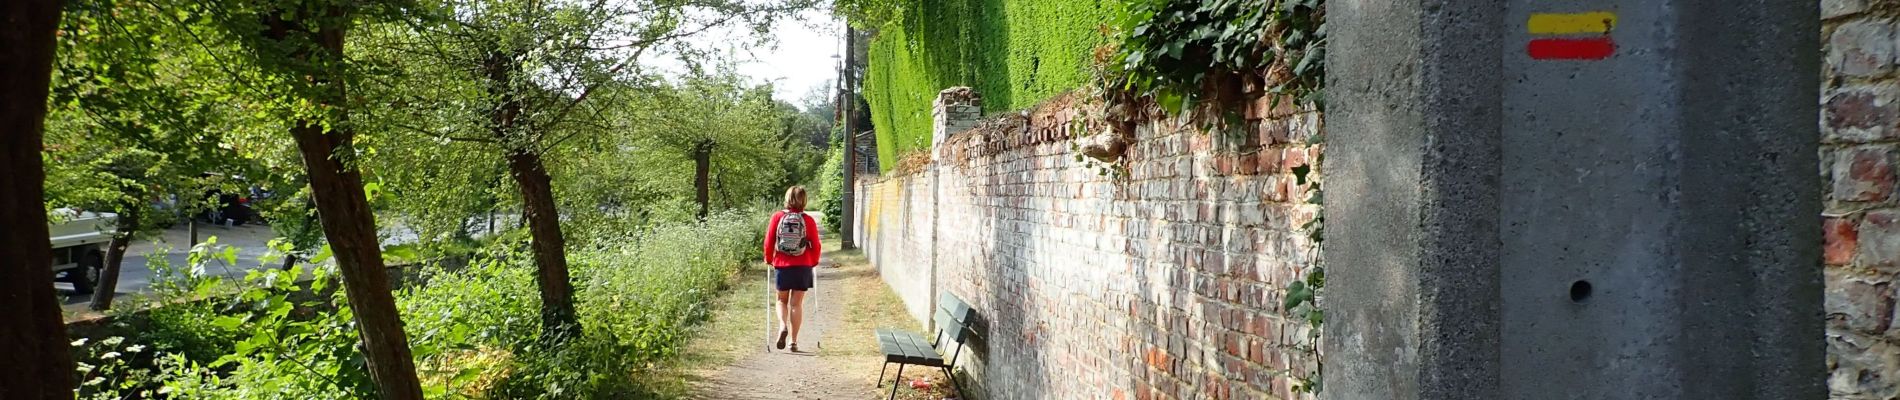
left=847, top=0, right=1326, bottom=168
left=814, top=127, right=848, bottom=233
left=21, top=0, right=835, bottom=396
left=1112, top=0, right=1325, bottom=119
left=74, top=211, right=764, bottom=399
left=845, top=0, right=1127, bottom=170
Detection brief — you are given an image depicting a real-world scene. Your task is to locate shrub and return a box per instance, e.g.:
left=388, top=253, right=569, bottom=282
left=79, top=210, right=767, bottom=399
left=814, top=131, right=847, bottom=233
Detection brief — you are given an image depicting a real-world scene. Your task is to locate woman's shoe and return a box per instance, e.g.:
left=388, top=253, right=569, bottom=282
left=776, top=330, right=788, bottom=350
left=790, top=343, right=800, bottom=353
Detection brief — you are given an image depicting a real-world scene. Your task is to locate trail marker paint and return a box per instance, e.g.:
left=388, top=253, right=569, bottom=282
left=1528, top=38, right=1616, bottom=60
left=1528, top=12, right=1617, bottom=34
left=1527, top=11, right=1617, bottom=61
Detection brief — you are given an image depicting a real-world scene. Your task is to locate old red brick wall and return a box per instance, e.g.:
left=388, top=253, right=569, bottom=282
left=854, top=96, right=1322, bottom=400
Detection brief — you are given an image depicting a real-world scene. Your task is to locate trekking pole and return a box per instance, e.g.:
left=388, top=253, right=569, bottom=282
left=812, top=258, right=822, bottom=350
left=765, top=265, right=773, bottom=352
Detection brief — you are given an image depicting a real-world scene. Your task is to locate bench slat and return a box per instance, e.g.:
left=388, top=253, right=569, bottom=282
left=876, top=331, right=894, bottom=358
left=902, top=333, right=944, bottom=365
left=934, top=309, right=970, bottom=343
left=938, top=293, right=975, bottom=323
left=876, top=330, right=907, bottom=362
left=878, top=328, right=926, bottom=364
left=904, top=333, right=934, bottom=362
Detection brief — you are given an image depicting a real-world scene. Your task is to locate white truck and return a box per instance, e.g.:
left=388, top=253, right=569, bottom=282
left=48, top=209, right=116, bottom=295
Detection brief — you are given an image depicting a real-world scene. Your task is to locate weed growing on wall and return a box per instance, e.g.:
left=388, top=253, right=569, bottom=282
left=1287, top=134, right=1325, bottom=394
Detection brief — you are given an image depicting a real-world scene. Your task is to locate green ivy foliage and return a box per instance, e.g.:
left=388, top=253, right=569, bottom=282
left=858, top=0, right=1127, bottom=172
left=1115, top=0, right=1325, bottom=116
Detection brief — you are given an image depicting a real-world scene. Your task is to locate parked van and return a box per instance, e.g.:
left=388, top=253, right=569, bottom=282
left=48, top=208, right=116, bottom=294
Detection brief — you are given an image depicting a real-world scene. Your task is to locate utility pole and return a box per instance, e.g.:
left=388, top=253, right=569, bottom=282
left=839, top=24, right=857, bottom=249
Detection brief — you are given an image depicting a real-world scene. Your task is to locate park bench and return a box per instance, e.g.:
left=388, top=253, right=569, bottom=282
left=876, top=292, right=976, bottom=400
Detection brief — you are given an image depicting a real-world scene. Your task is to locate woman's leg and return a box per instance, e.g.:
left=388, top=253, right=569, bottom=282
left=775, top=290, right=791, bottom=334
left=788, top=289, right=807, bottom=346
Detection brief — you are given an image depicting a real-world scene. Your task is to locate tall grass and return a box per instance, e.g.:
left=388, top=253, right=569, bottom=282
left=79, top=209, right=770, bottom=399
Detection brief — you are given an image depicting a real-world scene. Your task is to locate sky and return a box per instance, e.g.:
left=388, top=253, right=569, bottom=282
left=734, top=10, right=845, bottom=107
left=642, top=9, right=844, bottom=111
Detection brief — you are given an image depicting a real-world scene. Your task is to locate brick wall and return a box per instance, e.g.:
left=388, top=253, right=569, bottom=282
left=854, top=93, right=1323, bottom=400
left=848, top=5, right=1900, bottom=398
left=1824, top=2, right=1900, bottom=399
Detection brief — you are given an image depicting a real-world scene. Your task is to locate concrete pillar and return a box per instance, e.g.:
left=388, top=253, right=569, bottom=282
left=932, top=87, right=982, bottom=150
left=927, top=88, right=977, bottom=330
left=1324, top=1, right=1822, bottom=399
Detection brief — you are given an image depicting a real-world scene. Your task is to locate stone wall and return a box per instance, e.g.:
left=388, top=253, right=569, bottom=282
left=854, top=93, right=1323, bottom=400
left=1824, top=2, right=1900, bottom=398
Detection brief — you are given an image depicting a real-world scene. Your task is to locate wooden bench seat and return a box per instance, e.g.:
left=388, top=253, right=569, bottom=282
left=876, top=292, right=977, bottom=399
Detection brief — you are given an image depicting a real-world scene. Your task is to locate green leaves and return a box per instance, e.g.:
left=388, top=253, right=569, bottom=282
left=1283, top=267, right=1325, bottom=327
left=1284, top=281, right=1313, bottom=310
left=1110, top=0, right=1327, bottom=122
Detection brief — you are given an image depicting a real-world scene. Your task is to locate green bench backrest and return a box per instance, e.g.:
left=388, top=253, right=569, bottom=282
left=933, top=292, right=977, bottom=343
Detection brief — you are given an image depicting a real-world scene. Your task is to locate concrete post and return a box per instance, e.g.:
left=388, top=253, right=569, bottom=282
left=1324, top=1, right=1822, bottom=399
left=933, top=87, right=982, bottom=150
left=928, top=88, right=978, bottom=331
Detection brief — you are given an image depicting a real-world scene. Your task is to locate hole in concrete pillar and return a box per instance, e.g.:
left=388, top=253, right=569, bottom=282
left=1569, top=280, right=1593, bottom=303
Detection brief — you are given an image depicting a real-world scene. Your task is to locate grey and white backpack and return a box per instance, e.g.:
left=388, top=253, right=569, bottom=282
left=774, top=211, right=810, bottom=256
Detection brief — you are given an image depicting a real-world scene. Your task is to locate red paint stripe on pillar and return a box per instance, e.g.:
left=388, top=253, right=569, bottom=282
left=1527, top=37, right=1615, bottom=60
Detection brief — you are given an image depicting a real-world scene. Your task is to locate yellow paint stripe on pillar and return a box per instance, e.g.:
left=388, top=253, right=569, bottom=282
left=1528, top=12, right=1617, bottom=34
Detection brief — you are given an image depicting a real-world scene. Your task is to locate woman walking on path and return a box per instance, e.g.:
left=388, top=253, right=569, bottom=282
left=764, top=186, right=821, bottom=352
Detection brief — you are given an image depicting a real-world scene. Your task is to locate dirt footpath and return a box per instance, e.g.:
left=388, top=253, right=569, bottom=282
left=681, top=241, right=959, bottom=400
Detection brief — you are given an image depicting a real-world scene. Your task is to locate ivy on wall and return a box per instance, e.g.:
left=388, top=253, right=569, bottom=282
left=1110, top=0, right=1324, bottom=130
left=850, top=0, right=1127, bottom=172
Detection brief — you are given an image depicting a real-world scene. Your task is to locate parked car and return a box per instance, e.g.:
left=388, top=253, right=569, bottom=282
left=197, top=173, right=260, bottom=226
left=48, top=208, right=116, bottom=294
left=200, top=189, right=251, bottom=226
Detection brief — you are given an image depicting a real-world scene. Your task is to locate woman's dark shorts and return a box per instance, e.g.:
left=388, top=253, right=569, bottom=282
left=774, top=266, right=814, bottom=291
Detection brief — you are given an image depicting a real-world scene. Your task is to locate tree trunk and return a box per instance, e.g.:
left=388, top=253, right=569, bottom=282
left=292, top=121, right=426, bottom=400
left=505, top=149, right=577, bottom=341
left=694, top=141, right=712, bottom=221
left=0, top=1, right=76, bottom=398
left=507, top=150, right=580, bottom=341
left=188, top=219, right=198, bottom=245
left=484, top=49, right=579, bottom=341
left=90, top=205, right=138, bottom=310
left=264, top=8, right=424, bottom=400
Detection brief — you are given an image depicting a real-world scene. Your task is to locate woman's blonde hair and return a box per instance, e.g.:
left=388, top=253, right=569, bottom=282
left=783, top=186, right=808, bottom=211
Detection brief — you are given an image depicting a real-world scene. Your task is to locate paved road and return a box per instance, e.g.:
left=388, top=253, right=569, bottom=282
left=55, top=215, right=508, bottom=312
left=57, top=211, right=807, bottom=312
left=58, top=222, right=284, bottom=311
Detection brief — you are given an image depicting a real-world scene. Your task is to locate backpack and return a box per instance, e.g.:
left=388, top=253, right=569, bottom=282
left=774, top=211, right=810, bottom=256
